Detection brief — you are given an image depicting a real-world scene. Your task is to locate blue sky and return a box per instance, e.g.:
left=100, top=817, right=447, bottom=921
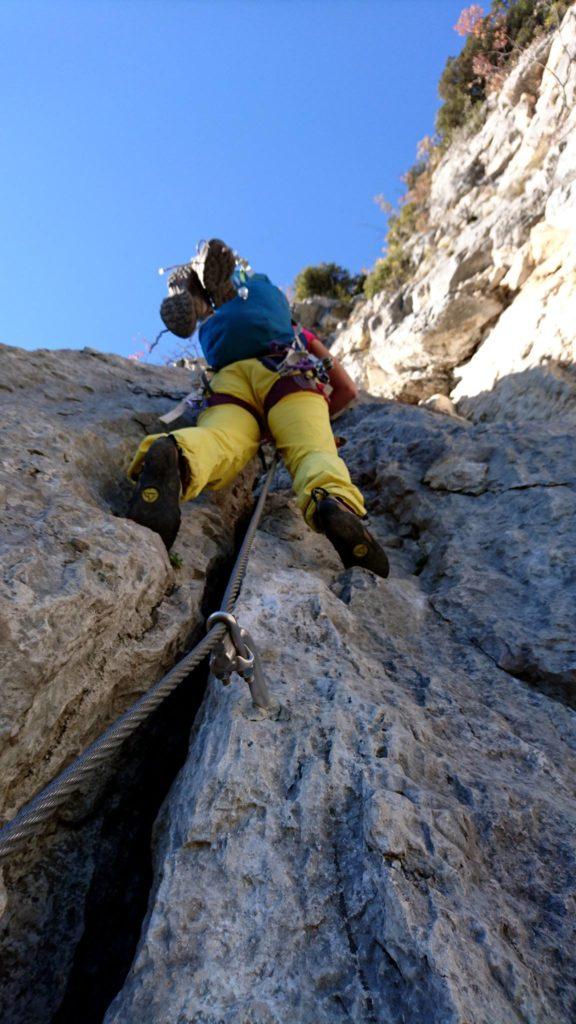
left=0, top=0, right=466, bottom=361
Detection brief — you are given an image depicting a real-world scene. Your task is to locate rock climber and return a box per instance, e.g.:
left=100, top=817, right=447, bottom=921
left=126, top=239, right=389, bottom=578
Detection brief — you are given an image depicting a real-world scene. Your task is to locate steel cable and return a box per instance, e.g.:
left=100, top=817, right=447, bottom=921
left=0, top=456, right=277, bottom=861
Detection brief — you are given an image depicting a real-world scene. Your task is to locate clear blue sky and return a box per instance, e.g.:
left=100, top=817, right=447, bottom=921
left=0, top=0, right=466, bottom=361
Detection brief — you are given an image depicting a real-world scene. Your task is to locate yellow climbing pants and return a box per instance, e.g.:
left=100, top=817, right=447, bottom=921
left=128, top=358, right=366, bottom=529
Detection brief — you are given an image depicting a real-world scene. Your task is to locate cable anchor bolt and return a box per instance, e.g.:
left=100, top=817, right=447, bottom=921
left=206, top=611, right=284, bottom=717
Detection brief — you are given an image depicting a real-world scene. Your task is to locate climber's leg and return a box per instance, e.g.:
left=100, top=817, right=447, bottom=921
left=173, top=403, right=261, bottom=498
left=126, top=405, right=259, bottom=550
left=267, top=391, right=388, bottom=577
left=128, top=403, right=261, bottom=502
left=311, top=488, right=389, bottom=578
left=266, top=391, right=366, bottom=528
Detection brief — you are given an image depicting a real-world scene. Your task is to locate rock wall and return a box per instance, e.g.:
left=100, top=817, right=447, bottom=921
left=291, top=295, right=355, bottom=344
left=105, top=374, right=576, bottom=1024
left=332, top=8, right=576, bottom=412
left=0, top=344, right=254, bottom=822
left=2, top=329, right=575, bottom=1023
left=0, top=343, right=255, bottom=1021
left=1, top=11, right=576, bottom=1023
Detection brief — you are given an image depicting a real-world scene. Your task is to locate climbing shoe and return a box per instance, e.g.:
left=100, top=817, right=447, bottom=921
left=160, top=266, right=213, bottom=339
left=312, top=488, right=389, bottom=579
left=192, top=238, right=237, bottom=308
left=127, top=436, right=182, bottom=550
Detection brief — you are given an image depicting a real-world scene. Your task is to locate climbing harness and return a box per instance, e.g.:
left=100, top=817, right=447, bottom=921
left=0, top=455, right=283, bottom=862
left=159, top=325, right=334, bottom=431
left=262, top=328, right=334, bottom=384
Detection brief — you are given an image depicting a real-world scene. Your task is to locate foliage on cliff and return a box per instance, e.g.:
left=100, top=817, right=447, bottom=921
left=293, top=263, right=365, bottom=303
left=363, top=202, right=420, bottom=299
left=363, top=0, right=569, bottom=302
left=436, top=0, right=570, bottom=139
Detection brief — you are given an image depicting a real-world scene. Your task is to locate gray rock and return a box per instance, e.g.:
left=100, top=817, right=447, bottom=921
left=0, top=343, right=256, bottom=1021
left=0, top=343, right=253, bottom=821
left=423, top=293, right=503, bottom=363
left=292, top=296, right=354, bottom=343
left=332, top=9, right=576, bottom=406
left=105, top=398, right=576, bottom=1024
left=419, top=394, right=465, bottom=421
left=423, top=455, right=488, bottom=494
left=458, top=361, right=576, bottom=426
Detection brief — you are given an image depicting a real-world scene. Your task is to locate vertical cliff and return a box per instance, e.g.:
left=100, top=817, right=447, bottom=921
left=1, top=9, right=575, bottom=1024
left=332, top=8, right=576, bottom=414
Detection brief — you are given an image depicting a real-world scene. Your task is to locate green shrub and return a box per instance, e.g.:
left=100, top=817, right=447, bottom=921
left=504, top=0, right=570, bottom=46
left=364, top=254, right=412, bottom=300
left=360, top=1, right=570, bottom=305
left=363, top=202, right=418, bottom=299
left=436, top=0, right=569, bottom=144
left=294, top=262, right=365, bottom=302
left=437, top=49, right=486, bottom=139
left=542, top=0, right=570, bottom=29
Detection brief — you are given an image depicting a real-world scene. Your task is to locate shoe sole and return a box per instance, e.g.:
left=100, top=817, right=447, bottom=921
left=201, top=241, right=236, bottom=308
left=316, top=497, right=390, bottom=578
left=185, top=268, right=214, bottom=321
left=160, top=292, right=197, bottom=338
left=127, top=438, right=182, bottom=549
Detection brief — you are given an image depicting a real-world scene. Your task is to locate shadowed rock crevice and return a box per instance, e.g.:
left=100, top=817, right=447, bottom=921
left=0, top=491, right=257, bottom=1024
left=50, top=660, right=210, bottom=1024
left=51, top=509, right=255, bottom=1024
left=0, top=343, right=259, bottom=1023
left=332, top=838, right=379, bottom=1024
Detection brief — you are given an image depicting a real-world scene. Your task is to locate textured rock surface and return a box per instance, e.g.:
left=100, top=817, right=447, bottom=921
left=3, top=13, right=576, bottom=1024
left=291, top=295, right=356, bottom=343
left=105, top=381, right=576, bottom=1024
left=0, top=342, right=255, bottom=1021
left=332, top=9, right=576, bottom=408
left=0, top=343, right=251, bottom=821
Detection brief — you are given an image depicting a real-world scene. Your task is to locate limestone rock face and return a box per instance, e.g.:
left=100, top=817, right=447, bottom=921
left=0, top=344, right=251, bottom=823
left=291, top=295, right=356, bottom=344
left=105, top=377, right=576, bottom=1024
left=3, top=14, right=576, bottom=1024
left=332, top=9, right=576, bottom=407
left=0, top=343, right=256, bottom=1022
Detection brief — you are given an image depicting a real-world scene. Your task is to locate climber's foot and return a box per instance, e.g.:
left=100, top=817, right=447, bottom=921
left=193, top=238, right=236, bottom=308
left=161, top=267, right=213, bottom=338
left=312, top=489, right=389, bottom=579
left=127, top=436, right=182, bottom=550
left=160, top=290, right=196, bottom=338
